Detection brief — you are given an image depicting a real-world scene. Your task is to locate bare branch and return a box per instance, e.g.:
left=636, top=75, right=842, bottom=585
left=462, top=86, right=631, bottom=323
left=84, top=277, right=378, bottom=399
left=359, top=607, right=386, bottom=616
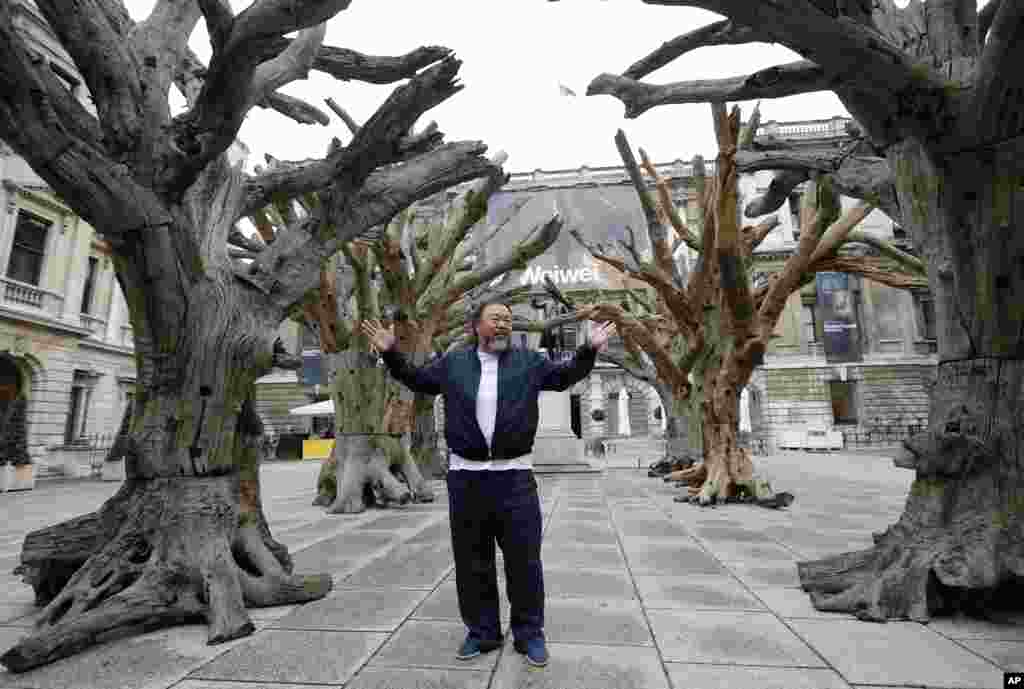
left=808, top=200, right=874, bottom=263
left=248, top=140, right=499, bottom=312
left=843, top=231, right=927, bottom=275
left=638, top=148, right=701, bottom=253
left=598, top=349, right=658, bottom=385
left=325, top=98, right=361, bottom=136
left=166, top=0, right=355, bottom=192
left=758, top=176, right=842, bottom=329
left=979, top=0, right=1004, bottom=41
left=584, top=302, right=691, bottom=397
left=572, top=229, right=698, bottom=335
left=258, top=92, right=330, bottom=125
left=743, top=168, right=808, bottom=218
left=133, top=0, right=203, bottom=118
left=974, top=0, right=1024, bottom=143
left=622, top=19, right=764, bottom=80
left=735, top=148, right=900, bottom=222
left=809, top=255, right=930, bottom=291
left=588, top=61, right=833, bottom=118
left=265, top=40, right=453, bottom=84
left=433, top=215, right=563, bottom=312
left=241, top=56, right=464, bottom=218
left=250, top=24, right=327, bottom=107
left=228, top=228, right=266, bottom=253
left=742, top=216, right=781, bottom=254
left=711, top=103, right=757, bottom=341
left=31, top=0, right=143, bottom=152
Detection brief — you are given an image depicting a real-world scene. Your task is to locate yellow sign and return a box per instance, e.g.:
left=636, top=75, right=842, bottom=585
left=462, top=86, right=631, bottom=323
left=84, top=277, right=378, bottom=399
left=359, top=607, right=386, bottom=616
left=302, top=439, right=335, bottom=460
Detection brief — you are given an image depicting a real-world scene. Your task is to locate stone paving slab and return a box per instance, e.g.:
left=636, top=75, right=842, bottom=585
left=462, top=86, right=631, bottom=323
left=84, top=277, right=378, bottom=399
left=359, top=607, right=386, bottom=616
left=0, top=624, right=260, bottom=689
left=490, top=642, right=668, bottom=689
left=541, top=567, right=637, bottom=600
left=2, top=455, right=1022, bottom=689
left=664, top=663, right=853, bottom=689
left=540, top=543, right=625, bottom=571
left=288, top=531, right=398, bottom=576
left=700, top=540, right=801, bottom=562
left=786, top=619, right=1006, bottom=688
left=724, top=560, right=802, bottom=588
left=648, top=609, right=825, bottom=666
left=753, top=586, right=856, bottom=620
left=411, top=582, right=510, bottom=623
left=624, top=543, right=729, bottom=577
left=959, top=640, right=1024, bottom=671
left=367, top=620, right=500, bottom=671
left=542, top=598, right=653, bottom=646
left=355, top=513, right=442, bottom=532
left=543, top=523, right=618, bottom=546
left=188, top=629, right=387, bottom=684
left=345, top=667, right=492, bottom=689
left=341, top=542, right=453, bottom=589
left=634, top=574, right=766, bottom=611
left=174, top=679, right=335, bottom=683
left=272, top=588, right=427, bottom=631
left=927, top=613, right=1024, bottom=640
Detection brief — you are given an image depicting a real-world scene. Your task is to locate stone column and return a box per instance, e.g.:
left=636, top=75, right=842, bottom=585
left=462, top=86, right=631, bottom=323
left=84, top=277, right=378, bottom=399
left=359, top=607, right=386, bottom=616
left=618, top=385, right=632, bottom=437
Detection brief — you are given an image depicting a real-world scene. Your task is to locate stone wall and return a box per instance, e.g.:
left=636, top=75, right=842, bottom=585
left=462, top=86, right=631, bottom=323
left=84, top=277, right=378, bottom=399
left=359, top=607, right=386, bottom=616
left=753, top=363, right=935, bottom=449
left=253, top=380, right=311, bottom=438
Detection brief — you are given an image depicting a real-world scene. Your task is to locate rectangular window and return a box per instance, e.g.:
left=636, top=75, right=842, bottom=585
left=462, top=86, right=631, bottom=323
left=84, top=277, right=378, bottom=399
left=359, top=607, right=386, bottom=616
left=64, top=371, right=93, bottom=444
left=829, top=381, right=858, bottom=424
left=80, top=256, right=98, bottom=314
left=6, top=211, right=49, bottom=285
left=801, top=303, right=818, bottom=343
left=914, top=294, right=936, bottom=340
left=788, top=191, right=803, bottom=237
left=301, top=323, right=320, bottom=351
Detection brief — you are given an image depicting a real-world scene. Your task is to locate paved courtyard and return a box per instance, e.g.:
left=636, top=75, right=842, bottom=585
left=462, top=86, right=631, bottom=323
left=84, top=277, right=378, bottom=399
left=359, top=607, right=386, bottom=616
left=1, top=452, right=1021, bottom=689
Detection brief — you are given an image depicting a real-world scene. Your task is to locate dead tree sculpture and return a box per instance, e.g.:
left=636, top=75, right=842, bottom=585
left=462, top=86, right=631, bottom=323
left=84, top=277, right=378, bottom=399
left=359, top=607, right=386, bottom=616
left=587, top=0, right=1024, bottom=620
left=572, top=106, right=927, bottom=505
left=0, top=0, right=503, bottom=671
left=303, top=163, right=562, bottom=512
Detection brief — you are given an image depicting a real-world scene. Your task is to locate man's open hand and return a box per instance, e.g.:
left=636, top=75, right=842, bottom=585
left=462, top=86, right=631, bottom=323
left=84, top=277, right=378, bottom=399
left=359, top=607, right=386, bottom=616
left=360, top=319, right=396, bottom=353
left=589, top=321, right=617, bottom=352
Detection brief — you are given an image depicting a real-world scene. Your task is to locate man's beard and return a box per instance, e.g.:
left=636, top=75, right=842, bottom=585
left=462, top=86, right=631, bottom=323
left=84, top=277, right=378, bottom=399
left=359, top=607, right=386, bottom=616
left=484, top=334, right=510, bottom=352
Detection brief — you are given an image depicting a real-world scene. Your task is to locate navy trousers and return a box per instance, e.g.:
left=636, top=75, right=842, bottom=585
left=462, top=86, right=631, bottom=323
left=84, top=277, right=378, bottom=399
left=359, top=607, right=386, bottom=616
left=446, top=469, right=544, bottom=643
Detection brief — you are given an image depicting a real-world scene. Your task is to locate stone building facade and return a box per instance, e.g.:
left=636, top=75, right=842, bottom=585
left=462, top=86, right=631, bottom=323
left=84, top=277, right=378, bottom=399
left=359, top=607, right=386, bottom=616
left=252, top=116, right=937, bottom=455
left=738, top=119, right=937, bottom=450
left=0, top=0, right=256, bottom=476
left=0, top=0, right=137, bottom=477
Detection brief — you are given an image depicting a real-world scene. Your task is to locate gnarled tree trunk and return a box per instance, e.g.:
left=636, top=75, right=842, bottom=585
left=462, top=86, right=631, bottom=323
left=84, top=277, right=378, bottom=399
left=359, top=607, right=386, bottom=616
left=799, top=142, right=1024, bottom=619
left=3, top=301, right=331, bottom=671
left=411, top=392, right=445, bottom=477
left=315, top=347, right=433, bottom=513
left=655, top=382, right=701, bottom=462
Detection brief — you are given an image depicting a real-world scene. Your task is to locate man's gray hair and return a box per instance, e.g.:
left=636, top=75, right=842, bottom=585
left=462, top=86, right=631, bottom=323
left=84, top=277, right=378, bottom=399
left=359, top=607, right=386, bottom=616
left=470, top=299, right=512, bottom=328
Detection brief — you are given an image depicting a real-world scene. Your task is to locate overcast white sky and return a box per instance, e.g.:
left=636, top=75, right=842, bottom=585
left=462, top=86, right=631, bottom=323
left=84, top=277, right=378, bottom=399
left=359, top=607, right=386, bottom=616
left=123, top=0, right=850, bottom=173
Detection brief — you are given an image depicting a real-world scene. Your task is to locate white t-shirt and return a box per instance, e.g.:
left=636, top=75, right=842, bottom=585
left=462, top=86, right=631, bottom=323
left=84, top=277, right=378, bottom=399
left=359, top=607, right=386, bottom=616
left=450, top=349, right=532, bottom=471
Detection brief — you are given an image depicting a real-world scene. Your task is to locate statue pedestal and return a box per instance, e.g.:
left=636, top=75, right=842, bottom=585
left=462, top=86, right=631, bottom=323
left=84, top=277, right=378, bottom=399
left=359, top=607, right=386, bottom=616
left=532, top=390, right=599, bottom=474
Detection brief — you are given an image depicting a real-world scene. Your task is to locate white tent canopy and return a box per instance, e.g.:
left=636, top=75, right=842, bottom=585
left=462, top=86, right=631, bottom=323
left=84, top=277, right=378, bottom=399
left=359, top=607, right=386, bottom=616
left=289, top=399, right=335, bottom=416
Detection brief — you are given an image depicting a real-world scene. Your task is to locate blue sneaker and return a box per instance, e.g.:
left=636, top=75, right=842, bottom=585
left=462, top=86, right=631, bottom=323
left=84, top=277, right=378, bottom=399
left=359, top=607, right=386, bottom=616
left=456, top=635, right=502, bottom=661
left=514, top=636, right=549, bottom=667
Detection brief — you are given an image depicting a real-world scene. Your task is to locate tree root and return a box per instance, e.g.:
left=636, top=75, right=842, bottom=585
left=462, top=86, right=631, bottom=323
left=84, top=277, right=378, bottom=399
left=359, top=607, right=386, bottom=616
left=3, top=476, right=331, bottom=673
left=798, top=468, right=1024, bottom=621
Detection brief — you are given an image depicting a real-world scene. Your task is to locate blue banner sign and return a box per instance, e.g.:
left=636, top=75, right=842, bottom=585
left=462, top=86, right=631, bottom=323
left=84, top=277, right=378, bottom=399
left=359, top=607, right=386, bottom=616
left=815, top=272, right=861, bottom=363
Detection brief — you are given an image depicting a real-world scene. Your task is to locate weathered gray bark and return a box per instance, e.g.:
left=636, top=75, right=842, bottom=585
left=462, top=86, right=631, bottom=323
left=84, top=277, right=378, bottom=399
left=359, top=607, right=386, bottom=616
left=586, top=0, right=1024, bottom=618
left=655, top=383, right=701, bottom=462
left=799, top=144, right=1024, bottom=620
left=0, top=0, right=501, bottom=669
left=411, top=393, right=445, bottom=477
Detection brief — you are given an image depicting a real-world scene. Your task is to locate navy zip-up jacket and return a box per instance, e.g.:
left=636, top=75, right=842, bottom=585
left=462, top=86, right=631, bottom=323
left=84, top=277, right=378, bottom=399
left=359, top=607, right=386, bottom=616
left=381, top=344, right=598, bottom=461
